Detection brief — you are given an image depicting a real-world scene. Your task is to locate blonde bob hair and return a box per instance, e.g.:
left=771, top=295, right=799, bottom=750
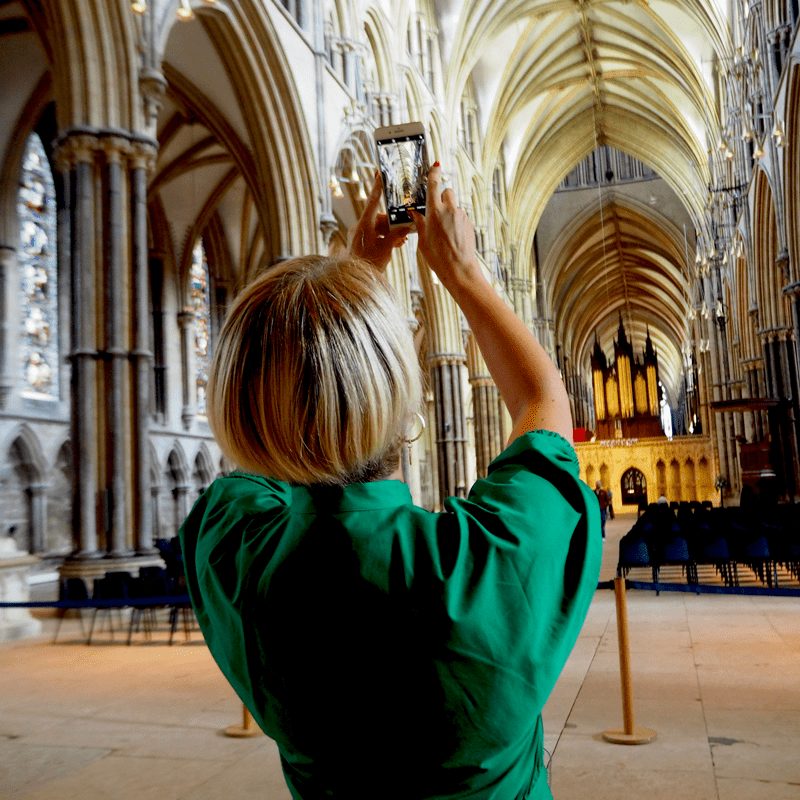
left=207, top=255, right=422, bottom=485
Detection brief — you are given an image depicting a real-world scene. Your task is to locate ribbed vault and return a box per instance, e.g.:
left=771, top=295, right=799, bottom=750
left=544, top=199, right=690, bottom=403
left=439, top=0, right=735, bottom=422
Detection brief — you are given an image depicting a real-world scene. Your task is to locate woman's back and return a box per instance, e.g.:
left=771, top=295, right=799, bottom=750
left=181, top=431, right=600, bottom=799
left=181, top=167, right=600, bottom=799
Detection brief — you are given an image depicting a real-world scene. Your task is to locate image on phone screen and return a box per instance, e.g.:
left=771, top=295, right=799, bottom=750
left=376, top=133, right=428, bottom=225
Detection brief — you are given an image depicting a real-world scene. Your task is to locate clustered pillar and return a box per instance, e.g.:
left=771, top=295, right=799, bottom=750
left=55, top=130, right=156, bottom=564
left=470, top=374, right=503, bottom=478
left=430, top=354, right=469, bottom=504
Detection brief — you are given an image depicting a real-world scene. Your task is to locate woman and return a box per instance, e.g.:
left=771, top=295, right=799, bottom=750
left=180, top=165, right=601, bottom=799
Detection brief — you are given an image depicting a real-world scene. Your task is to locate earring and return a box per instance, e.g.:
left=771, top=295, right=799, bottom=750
left=404, top=411, right=426, bottom=443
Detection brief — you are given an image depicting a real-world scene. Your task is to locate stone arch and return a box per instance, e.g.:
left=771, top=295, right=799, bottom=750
left=620, top=466, right=647, bottom=507
left=35, top=1, right=142, bottom=132
left=585, top=463, right=596, bottom=488
left=163, top=442, right=191, bottom=539
left=668, top=457, right=681, bottom=501
left=785, top=63, right=800, bottom=286
left=157, top=1, right=319, bottom=269
left=193, top=444, right=215, bottom=497
left=753, top=168, right=789, bottom=331
left=46, top=439, right=72, bottom=555
left=656, top=459, right=667, bottom=498
left=684, top=457, right=697, bottom=501
left=363, top=8, right=397, bottom=94
left=698, top=456, right=712, bottom=500
left=149, top=443, right=164, bottom=544
left=2, top=425, right=47, bottom=553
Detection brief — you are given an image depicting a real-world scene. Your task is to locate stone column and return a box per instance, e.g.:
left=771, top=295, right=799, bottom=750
left=103, top=139, right=131, bottom=557
left=131, top=144, right=156, bottom=553
left=150, top=486, right=162, bottom=542
left=430, top=354, right=468, bottom=504
left=57, top=135, right=101, bottom=559
left=0, top=245, right=17, bottom=407
left=27, top=483, right=47, bottom=554
left=178, top=311, right=195, bottom=430
left=470, top=375, right=502, bottom=478
left=511, top=275, right=533, bottom=329
left=173, top=484, right=191, bottom=537
left=55, top=129, right=160, bottom=568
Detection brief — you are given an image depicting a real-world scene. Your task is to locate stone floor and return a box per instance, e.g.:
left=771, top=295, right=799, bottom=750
left=2, top=511, right=799, bottom=799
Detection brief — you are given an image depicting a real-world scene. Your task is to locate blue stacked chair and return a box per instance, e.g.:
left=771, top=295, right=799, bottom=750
left=128, top=566, right=173, bottom=644
left=53, top=577, right=90, bottom=643
left=88, top=571, right=132, bottom=644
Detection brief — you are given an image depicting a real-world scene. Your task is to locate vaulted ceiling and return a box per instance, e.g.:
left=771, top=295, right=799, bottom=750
left=439, top=0, right=733, bottom=406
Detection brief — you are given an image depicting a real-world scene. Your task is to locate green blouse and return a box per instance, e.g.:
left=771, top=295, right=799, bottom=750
left=180, top=430, right=601, bottom=799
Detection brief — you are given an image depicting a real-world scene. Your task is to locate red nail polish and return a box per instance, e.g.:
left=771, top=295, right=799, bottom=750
left=433, top=160, right=440, bottom=168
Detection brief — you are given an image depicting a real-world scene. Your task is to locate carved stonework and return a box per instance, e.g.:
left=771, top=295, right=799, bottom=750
left=776, top=248, right=790, bottom=282
left=139, top=67, right=167, bottom=130
left=576, top=436, right=719, bottom=507
left=319, top=212, right=338, bottom=245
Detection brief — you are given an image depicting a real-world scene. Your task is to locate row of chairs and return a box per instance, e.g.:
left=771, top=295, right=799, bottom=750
left=618, top=502, right=800, bottom=589
left=55, top=560, right=193, bottom=645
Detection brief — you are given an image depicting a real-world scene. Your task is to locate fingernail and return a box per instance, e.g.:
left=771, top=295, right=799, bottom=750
left=433, top=161, right=440, bottom=168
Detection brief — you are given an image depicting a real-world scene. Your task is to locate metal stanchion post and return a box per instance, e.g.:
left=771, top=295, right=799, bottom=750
left=224, top=703, right=262, bottom=738
left=602, top=577, right=657, bottom=745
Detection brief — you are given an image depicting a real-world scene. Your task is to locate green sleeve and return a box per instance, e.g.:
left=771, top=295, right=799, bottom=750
left=438, top=430, right=602, bottom=711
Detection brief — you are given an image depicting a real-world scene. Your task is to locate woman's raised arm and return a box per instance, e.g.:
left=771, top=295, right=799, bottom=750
left=410, top=165, right=573, bottom=444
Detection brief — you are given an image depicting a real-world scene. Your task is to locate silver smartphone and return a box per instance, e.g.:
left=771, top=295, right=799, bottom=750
left=374, top=121, right=429, bottom=226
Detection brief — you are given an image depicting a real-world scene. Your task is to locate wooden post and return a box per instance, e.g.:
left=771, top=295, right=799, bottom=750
left=602, top=577, right=657, bottom=745
left=223, top=703, right=262, bottom=738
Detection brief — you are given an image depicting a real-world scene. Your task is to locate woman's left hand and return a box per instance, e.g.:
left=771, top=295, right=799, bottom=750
left=348, top=173, right=410, bottom=271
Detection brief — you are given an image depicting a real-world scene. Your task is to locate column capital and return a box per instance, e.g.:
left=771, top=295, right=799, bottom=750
left=782, top=280, right=800, bottom=299
left=100, top=136, right=131, bottom=164
left=177, top=310, right=195, bottom=328
left=129, top=140, right=158, bottom=173
left=54, top=134, right=98, bottom=170
left=776, top=248, right=790, bottom=281
left=427, top=352, right=467, bottom=368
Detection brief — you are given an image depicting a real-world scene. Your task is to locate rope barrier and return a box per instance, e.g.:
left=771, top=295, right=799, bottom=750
left=595, top=580, right=800, bottom=597
left=0, top=596, right=191, bottom=609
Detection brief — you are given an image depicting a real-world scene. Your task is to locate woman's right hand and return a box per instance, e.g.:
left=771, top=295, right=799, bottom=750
left=409, top=164, right=483, bottom=295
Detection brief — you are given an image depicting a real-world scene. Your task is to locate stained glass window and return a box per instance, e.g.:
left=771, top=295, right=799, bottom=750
left=18, top=133, right=58, bottom=398
left=190, top=240, right=211, bottom=416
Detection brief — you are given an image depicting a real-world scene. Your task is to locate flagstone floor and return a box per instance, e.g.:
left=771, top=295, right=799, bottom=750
left=1, top=511, right=799, bottom=799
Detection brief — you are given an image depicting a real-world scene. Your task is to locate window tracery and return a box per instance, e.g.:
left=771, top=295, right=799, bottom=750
left=190, top=240, right=211, bottom=416
left=18, top=133, right=58, bottom=398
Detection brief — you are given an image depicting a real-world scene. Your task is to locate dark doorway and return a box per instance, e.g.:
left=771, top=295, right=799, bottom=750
left=621, top=467, right=647, bottom=507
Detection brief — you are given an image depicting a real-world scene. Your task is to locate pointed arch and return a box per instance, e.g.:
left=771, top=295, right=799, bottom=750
left=753, top=168, right=788, bottom=331
left=193, top=443, right=215, bottom=494
left=785, top=63, right=800, bottom=286
left=37, top=0, right=142, bottom=131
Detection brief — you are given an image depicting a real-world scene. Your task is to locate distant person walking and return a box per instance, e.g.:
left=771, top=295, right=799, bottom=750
left=595, top=480, right=610, bottom=538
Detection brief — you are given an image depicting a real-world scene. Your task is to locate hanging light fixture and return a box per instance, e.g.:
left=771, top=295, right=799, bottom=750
left=328, top=172, right=343, bottom=199
left=131, top=0, right=147, bottom=13
left=753, top=142, right=764, bottom=160
left=357, top=181, right=368, bottom=201
left=177, top=0, right=194, bottom=20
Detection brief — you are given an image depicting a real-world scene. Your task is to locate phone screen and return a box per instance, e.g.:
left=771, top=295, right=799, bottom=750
left=376, top=132, right=429, bottom=225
